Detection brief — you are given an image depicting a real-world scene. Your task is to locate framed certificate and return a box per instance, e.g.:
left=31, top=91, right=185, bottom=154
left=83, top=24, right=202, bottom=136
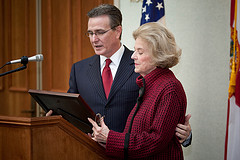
left=28, top=89, right=95, bottom=133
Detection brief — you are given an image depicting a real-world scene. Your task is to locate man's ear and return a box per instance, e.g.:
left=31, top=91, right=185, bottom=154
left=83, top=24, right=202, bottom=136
left=115, top=25, right=122, bottom=39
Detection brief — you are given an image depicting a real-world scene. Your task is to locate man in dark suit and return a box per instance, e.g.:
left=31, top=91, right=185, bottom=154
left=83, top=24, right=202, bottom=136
left=68, top=4, right=138, bottom=133
left=68, top=45, right=138, bottom=132
left=48, top=4, right=192, bottom=146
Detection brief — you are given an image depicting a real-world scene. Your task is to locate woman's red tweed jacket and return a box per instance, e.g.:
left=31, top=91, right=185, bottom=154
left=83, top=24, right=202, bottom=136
left=105, top=67, right=187, bottom=159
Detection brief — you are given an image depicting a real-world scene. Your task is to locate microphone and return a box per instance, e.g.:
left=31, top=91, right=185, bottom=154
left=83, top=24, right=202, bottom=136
left=9, top=54, right=44, bottom=64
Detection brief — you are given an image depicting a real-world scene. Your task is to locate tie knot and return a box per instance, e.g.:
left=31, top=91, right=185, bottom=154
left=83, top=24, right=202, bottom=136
left=105, top=59, right=112, bottom=67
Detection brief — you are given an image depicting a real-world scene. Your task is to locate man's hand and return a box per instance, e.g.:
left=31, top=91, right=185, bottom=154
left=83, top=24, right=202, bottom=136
left=175, top=114, right=191, bottom=143
left=45, top=110, right=53, bottom=116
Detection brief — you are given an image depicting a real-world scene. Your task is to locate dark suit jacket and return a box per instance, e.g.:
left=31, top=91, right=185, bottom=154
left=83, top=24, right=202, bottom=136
left=68, top=46, right=139, bottom=132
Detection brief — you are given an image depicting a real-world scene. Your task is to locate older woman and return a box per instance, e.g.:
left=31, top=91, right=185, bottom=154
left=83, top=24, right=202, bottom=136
left=88, top=22, right=187, bottom=159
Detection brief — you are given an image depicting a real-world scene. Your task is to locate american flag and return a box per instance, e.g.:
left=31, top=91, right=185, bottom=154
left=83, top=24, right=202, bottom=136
left=140, top=0, right=165, bottom=25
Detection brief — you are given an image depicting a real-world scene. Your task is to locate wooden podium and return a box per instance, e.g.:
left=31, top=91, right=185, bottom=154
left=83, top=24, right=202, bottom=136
left=0, top=115, right=109, bottom=160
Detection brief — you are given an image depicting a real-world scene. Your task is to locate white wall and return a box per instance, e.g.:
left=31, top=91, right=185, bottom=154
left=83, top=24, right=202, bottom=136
left=118, top=0, right=230, bottom=160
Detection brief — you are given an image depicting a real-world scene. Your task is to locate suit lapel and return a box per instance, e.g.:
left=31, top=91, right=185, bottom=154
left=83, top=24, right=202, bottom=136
left=108, top=47, right=135, bottom=102
left=87, top=55, right=106, bottom=101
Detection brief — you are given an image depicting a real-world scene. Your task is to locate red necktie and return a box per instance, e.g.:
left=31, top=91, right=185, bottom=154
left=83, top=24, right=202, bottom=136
left=102, top=59, right=113, bottom=99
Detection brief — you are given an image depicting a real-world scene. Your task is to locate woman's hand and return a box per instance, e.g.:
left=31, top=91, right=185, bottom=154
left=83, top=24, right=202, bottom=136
left=88, top=117, right=110, bottom=144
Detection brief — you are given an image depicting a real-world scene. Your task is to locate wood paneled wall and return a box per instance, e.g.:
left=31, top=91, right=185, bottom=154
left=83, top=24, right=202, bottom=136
left=0, top=0, right=113, bottom=117
left=0, top=0, right=3, bottom=90
left=42, top=0, right=113, bottom=92
left=0, top=0, right=37, bottom=117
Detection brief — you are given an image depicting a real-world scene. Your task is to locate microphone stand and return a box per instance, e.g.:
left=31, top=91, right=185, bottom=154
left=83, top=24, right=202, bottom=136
left=0, top=56, right=28, bottom=77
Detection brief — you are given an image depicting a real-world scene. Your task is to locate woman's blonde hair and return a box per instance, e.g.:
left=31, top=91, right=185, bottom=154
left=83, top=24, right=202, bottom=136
left=133, top=22, right=182, bottom=68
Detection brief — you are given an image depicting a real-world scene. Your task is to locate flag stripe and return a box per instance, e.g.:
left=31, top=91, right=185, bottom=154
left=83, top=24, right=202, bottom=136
left=224, top=100, right=231, bottom=160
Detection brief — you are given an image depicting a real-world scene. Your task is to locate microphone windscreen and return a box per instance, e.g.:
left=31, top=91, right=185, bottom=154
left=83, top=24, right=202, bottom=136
left=36, top=54, right=44, bottom=61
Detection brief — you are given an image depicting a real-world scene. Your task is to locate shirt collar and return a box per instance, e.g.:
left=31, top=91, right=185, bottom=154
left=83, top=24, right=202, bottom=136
left=100, top=44, right=124, bottom=68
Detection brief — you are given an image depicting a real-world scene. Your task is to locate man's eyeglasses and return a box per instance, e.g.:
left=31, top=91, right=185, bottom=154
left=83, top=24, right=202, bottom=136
left=85, top=25, right=118, bottom=38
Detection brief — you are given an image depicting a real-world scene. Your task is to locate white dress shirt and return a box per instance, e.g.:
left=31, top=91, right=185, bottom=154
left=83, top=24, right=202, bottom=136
left=100, top=44, right=125, bottom=80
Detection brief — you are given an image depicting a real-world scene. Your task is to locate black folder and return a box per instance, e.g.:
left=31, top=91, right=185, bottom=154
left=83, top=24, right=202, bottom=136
left=28, top=89, right=95, bottom=133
